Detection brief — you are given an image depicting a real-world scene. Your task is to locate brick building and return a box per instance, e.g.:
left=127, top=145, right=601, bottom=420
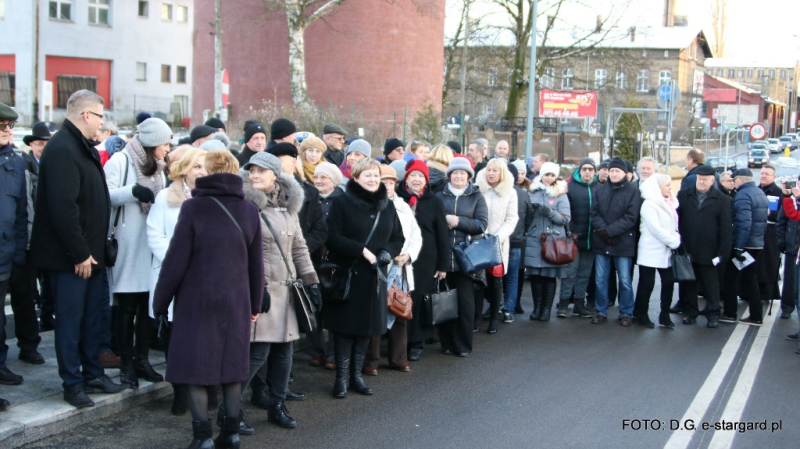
left=192, top=0, right=445, bottom=136
left=702, top=75, right=784, bottom=138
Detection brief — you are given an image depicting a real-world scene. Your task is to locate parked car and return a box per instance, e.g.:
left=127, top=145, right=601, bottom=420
left=748, top=149, right=770, bottom=168
left=778, top=136, right=798, bottom=150
left=707, top=156, right=737, bottom=173
left=749, top=141, right=769, bottom=152
left=767, top=138, right=782, bottom=153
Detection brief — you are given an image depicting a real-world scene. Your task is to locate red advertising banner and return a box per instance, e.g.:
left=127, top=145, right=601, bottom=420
left=539, top=90, right=598, bottom=118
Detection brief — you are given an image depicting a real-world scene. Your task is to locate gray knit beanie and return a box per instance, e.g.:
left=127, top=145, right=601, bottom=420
left=137, top=118, right=173, bottom=147
left=446, top=156, right=475, bottom=179
left=345, top=139, right=372, bottom=158
left=200, top=139, right=227, bottom=151
left=243, top=151, right=282, bottom=178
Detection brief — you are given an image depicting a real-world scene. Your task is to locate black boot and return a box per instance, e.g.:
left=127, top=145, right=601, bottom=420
left=187, top=420, right=214, bottom=449
left=529, top=278, right=542, bottom=320
left=332, top=335, right=351, bottom=398
left=171, top=383, right=188, bottom=416
left=214, top=416, right=241, bottom=448
left=349, top=337, right=373, bottom=395
left=134, top=315, right=164, bottom=383
left=117, top=310, right=138, bottom=389
left=250, top=386, right=269, bottom=410
left=487, top=277, right=502, bottom=334
left=267, top=398, right=297, bottom=429
left=216, top=405, right=255, bottom=436
left=538, top=279, right=556, bottom=321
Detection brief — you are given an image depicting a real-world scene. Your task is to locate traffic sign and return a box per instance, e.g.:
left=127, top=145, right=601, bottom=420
left=749, top=123, right=767, bottom=140
left=221, top=69, right=230, bottom=106
left=658, top=84, right=672, bottom=101
left=656, top=80, right=681, bottom=111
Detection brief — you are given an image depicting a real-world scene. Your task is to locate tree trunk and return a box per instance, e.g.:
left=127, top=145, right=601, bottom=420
left=287, top=22, right=310, bottom=107
left=505, top=42, right=526, bottom=117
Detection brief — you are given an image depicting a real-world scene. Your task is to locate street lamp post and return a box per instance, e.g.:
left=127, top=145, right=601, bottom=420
left=524, top=0, right=539, bottom=160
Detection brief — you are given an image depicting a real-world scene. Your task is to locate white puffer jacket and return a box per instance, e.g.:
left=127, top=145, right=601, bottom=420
left=475, top=168, right=519, bottom=274
left=637, top=176, right=681, bottom=268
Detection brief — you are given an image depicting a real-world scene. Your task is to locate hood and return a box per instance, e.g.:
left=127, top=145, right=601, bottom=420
left=345, top=178, right=390, bottom=212
left=640, top=175, right=678, bottom=209
left=529, top=176, right=568, bottom=198
left=240, top=169, right=305, bottom=214
left=192, top=173, right=244, bottom=199
left=475, top=167, right=515, bottom=198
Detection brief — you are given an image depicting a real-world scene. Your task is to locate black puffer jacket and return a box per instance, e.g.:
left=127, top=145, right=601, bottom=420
left=436, top=183, right=489, bottom=272
left=509, top=185, right=533, bottom=248
left=296, top=177, right=327, bottom=255
left=567, top=168, right=595, bottom=251
left=777, top=206, right=800, bottom=255
left=591, top=178, right=640, bottom=257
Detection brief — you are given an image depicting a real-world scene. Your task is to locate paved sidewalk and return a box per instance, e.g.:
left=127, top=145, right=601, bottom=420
left=0, top=328, right=170, bottom=448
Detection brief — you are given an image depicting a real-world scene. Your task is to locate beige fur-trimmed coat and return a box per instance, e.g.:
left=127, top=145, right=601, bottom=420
left=475, top=169, right=519, bottom=274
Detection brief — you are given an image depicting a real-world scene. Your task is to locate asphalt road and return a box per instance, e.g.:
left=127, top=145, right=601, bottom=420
left=19, top=278, right=800, bottom=449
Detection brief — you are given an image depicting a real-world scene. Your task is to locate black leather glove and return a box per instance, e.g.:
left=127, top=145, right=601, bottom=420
left=607, top=236, right=618, bottom=246
left=154, top=313, right=169, bottom=342
left=307, top=284, right=322, bottom=312
left=596, top=228, right=610, bottom=241
left=261, top=288, right=271, bottom=314
left=778, top=242, right=787, bottom=253
left=132, top=184, right=155, bottom=203
left=377, top=250, right=392, bottom=267
left=540, top=206, right=553, bottom=216
left=732, top=248, right=747, bottom=262
left=531, top=203, right=542, bottom=211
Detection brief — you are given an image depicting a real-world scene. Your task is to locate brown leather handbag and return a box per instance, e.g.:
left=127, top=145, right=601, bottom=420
left=540, top=223, right=578, bottom=265
left=388, top=266, right=413, bottom=320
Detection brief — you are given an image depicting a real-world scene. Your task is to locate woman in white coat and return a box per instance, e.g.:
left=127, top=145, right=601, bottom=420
left=475, top=159, right=519, bottom=334
left=633, top=174, right=681, bottom=329
left=105, top=118, right=170, bottom=389
left=364, top=165, right=423, bottom=374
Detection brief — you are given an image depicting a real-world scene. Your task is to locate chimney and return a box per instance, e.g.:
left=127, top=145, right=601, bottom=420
left=596, top=15, right=603, bottom=33
left=630, top=26, right=636, bottom=42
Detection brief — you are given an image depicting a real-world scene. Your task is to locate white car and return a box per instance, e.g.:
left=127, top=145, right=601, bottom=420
left=767, top=138, right=782, bottom=153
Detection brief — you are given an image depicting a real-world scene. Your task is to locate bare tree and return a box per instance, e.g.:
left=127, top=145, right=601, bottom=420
left=709, top=0, right=727, bottom=57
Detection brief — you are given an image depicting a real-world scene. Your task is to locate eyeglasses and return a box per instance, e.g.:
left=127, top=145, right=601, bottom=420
left=581, top=167, right=596, bottom=171
left=84, top=110, right=103, bottom=119
left=0, top=122, right=15, bottom=131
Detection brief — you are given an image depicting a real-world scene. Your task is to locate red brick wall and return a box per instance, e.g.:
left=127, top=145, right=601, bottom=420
left=45, top=56, right=112, bottom=107
left=192, top=0, right=445, bottom=134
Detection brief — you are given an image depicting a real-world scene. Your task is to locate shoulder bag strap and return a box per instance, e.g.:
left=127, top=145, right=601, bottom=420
left=210, top=196, right=248, bottom=248
left=111, top=153, right=130, bottom=236
left=260, top=211, right=294, bottom=278
left=364, top=211, right=382, bottom=247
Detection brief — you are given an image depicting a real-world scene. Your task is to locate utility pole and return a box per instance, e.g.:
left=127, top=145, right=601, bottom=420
left=524, top=0, right=539, bottom=160
left=458, top=0, right=470, bottom=144
left=213, top=0, right=223, bottom=115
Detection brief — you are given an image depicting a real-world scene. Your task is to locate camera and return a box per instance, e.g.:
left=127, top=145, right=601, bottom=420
left=786, top=181, right=797, bottom=189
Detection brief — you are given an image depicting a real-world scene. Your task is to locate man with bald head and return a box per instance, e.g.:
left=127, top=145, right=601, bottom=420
left=493, top=140, right=510, bottom=162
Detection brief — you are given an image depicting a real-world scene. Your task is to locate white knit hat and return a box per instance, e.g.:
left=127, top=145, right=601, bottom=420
left=540, top=162, right=560, bottom=177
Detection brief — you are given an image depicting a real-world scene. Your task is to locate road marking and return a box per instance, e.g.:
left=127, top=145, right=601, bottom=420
left=664, top=323, right=749, bottom=449
left=707, top=309, right=777, bottom=449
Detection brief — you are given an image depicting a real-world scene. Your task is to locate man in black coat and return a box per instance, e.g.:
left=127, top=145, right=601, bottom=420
left=235, top=122, right=268, bottom=167
left=677, top=165, right=732, bottom=328
left=776, top=206, right=798, bottom=319
left=757, top=165, right=783, bottom=304
left=557, top=158, right=596, bottom=318
left=29, top=90, right=125, bottom=408
left=590, top=157, right=640, bottom=325
left=322, top=123, right=347, bottom=167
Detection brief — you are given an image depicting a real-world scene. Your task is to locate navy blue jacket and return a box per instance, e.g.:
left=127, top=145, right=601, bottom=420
left=777, top=205, right=799, bottom=255
left=591, top=178, right=640, bottom=257
left=732, top=182, right=769, bottom=249
left=0, top=144, right=28, bottom=274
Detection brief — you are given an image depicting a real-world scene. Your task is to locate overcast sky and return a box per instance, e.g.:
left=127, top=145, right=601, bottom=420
left=445, top=0, right=800, bottom=62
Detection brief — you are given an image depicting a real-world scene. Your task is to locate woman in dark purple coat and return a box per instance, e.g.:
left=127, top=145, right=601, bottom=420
left=153, top=150, right=264, bottom=449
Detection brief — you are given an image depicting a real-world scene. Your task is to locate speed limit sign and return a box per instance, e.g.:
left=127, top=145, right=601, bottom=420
left=749, top=123, right=767, bottom=140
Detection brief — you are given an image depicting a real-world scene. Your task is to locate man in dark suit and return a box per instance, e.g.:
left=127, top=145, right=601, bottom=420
left=29, top=90, right=124, bottom=408
left=677, top=165, right=732, bottom=328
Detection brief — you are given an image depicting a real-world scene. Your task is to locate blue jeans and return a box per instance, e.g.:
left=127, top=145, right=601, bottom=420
left=502, top=248, right=523, bottom=312
left=594, top=254, right=634, bottom=317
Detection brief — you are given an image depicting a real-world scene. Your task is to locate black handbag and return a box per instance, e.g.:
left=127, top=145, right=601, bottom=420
left=671, top=247, right=696, bottom=282
left=260, top=212, right=317, bottom=333
left=319, top=211, right=381, bottom=302
left=423, top=280, right=458, bottom=326
left=106, top=154, right=129, bottom=267
left=453, top=222, right=502, bottom=272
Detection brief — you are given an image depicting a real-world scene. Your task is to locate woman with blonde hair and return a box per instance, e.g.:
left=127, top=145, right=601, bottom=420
left=427, top=144, right=454, bottom=192
left=299, top=136, right=326, bottom=181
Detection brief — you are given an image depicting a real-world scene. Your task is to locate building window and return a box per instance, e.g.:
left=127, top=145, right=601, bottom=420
left=0, top=1, right=5, bottom=19
left=728, top=69, right=735, bottom=78
left=747, top=69, right=753, bottom=78
left=594, top=68, right=607, bottom=89
left=176, top=66, right=186, bottom=83
left=488, top=67, right=497, bottom=87
left=88, top=0, right=110, bottom=25
left=663, top=50, right=669, bottom=58
left=136, top=62, right=146, bottom=81
left=717, top=69, right=723, bottom=76
left=56, top=75, right=97, bottom=109
left=138, top=1, right=148, bottom=17
left=161, top=64, right=171, bottom=82
left=176, top=5, right=188, bottom=23
left=561, top=68, right=573, bottom=90
left=637, top=70, right=649, bottom=92
left=769, top=69, right=775, bottom=79
left=781, top=69, right=787, bottom=80
left=757, top=69, right=764, bottom=78
left=0, top=72, right=15, bottom=106
left=49, top=1, right=72, bottom=21
left=615, top=72, right=627, bottom=90
left=161, top=3, right=172, bottom=21
left=482, top=103, right=495, bottom=116
left=541, top=67, right=555, bottom=89
left=659, top=70, right=671, bottom=85
left=737, top=69, right=743, bottom=78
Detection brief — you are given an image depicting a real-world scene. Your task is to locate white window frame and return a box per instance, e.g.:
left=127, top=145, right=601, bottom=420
left=176, top=5, right=188, bottom=23
left=488, top=67, right=497, bottom=87
left=561, top=68, right=573, bottom=90
left=49, top=1, right=73, bottom=21
left=0, top=0, right=5, bottom=19
left=88, top=0, right=110, bottom=26
left=594, top=68, right=607, bottom=89
left=161, top=3, right=172, bottom=21
left=136, top=62, right=147, bottom=81
left=637, top=70, right=649, bottom=92
left=542, top=67, right=555, bottom=89
left=615, top=71, right=627, bottom=90
left=659, top=70, right=671, bottom=85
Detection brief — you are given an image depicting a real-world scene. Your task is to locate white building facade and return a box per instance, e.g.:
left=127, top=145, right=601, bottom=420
left=1, top=0, right=194, bottom=126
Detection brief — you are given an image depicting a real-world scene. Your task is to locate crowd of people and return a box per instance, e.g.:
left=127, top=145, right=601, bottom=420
left=1, top=90, right=799, bottom=448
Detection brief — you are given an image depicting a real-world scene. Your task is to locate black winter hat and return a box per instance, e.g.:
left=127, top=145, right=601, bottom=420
left=598, top=160, right=610, bottom=170
left=695, top=164, right=716, bottom=176
left=270, top=118, right=297, bottom=140
left=578, top=157, right=596, bottom=170
left=608, top=157, right=627, bottom=172
left=383, top=138, right=404, bottom=156
left=447, top=140, right=462, bottom=154
left=24, top=122, right=52, bottom=145
left=190, top=125, right=217, bottom=143
left=205, top=117, right=226, bottom=131
left=243, top=119, right=262, bottom=131
left=267, top=142, right=299, bottom=158
left=625, top=160, right=634, bottom=173
left=244, top=123, right=267, bottom=144
left=507, top=163, right=519, bottom=182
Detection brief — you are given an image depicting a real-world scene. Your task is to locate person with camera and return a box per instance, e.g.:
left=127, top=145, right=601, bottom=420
left=323, top=158, right=405, bottom=398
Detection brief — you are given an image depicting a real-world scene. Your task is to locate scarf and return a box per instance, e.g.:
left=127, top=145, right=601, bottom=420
left=339, top=160, right=353, bottom=179
left=264, top=182, right=283, bottom=208
left=448, top=183, right=466, bottom=197
left=127, top=138, right=166, bottom=214
left=303, top=159, right=322, bottom=182
left=182, top=180, right=193, bottom=200
left=404, top=185, right=425, bottom=212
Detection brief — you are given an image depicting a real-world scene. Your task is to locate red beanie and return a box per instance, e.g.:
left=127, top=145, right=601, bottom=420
left=404, top=159, right=430, bottom=184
